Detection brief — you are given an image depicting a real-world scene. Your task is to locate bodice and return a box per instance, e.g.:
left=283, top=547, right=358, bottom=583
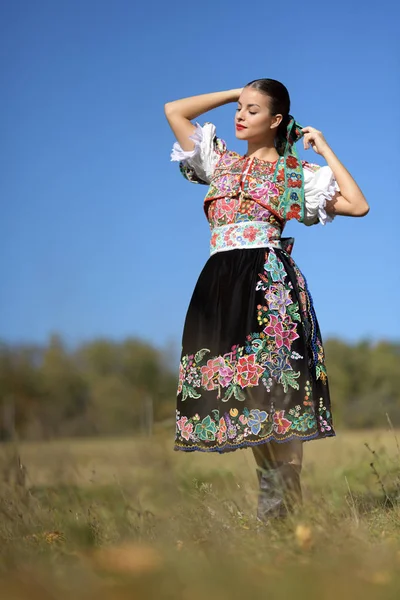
left=207, top=195, right=283, bottom=230
left=204, top=151, right=304, bottom=224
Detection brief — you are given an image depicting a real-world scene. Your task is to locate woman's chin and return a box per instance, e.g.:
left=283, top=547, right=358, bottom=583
left=235, top=130, right=249, bottom=140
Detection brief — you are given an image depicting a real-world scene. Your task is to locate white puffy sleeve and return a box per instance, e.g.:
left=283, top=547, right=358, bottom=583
left=170, top=122, right=226, bottom=185
left=303, top=163, right=339, bottom=226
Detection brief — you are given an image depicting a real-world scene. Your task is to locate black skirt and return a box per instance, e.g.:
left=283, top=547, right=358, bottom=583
left=175, top=246, right=335, bottom=453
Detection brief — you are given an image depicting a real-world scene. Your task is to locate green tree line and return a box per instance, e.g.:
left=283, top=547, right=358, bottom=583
left=0, top=335, right=399, bottom=441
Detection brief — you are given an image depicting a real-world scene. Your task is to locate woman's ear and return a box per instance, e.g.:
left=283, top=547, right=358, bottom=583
left=271, top=114, right=283, bottom=130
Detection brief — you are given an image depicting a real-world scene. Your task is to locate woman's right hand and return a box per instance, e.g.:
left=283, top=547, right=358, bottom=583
left=231, top=88, right=243, bottom=100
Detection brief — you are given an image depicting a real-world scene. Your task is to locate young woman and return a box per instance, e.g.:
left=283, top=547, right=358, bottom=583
left=165, top=79, right=369, bottom=521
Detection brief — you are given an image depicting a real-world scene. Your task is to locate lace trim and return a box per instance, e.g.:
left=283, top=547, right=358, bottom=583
left=170, top=123, right=204, bottom=162
left=317, top=178, right=339, bottom=225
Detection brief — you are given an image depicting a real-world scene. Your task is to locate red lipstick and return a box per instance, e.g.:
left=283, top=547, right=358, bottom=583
left=236, top=124, right=247, bottom=131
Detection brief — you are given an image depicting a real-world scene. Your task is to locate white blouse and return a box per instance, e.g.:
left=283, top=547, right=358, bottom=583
left=171, top=123, right=339, bottom=226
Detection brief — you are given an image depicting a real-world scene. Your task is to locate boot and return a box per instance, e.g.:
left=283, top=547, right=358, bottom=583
left=257, top=462, right=302, bottom=522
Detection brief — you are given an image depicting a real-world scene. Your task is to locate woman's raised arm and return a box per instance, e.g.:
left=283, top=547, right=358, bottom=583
left=302, top=126, right=370, bottom=218
left=164, top=89, right=242, bottom=152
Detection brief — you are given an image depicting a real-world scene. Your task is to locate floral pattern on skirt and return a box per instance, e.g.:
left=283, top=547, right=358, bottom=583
left=175, top=247, right=335, bottom=453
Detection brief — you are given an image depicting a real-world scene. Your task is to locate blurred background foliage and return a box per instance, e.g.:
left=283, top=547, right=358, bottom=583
left=0, top=335, right=399, bottom=441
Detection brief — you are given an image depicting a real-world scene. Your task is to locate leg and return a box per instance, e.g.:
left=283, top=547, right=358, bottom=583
left=252, top=440, right=303, bottom=521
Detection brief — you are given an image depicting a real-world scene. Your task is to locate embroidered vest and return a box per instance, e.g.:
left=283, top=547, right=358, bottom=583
left=201, top=150, right=304, bottom=224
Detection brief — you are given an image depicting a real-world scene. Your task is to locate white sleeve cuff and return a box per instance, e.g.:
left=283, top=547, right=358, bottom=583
left=303, top=165, right=339, bottom=225
left=170, top=122, right=219, bottom=183
left=170, top=123, right=204, bottom=162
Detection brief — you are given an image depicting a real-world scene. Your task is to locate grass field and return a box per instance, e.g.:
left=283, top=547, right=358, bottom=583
left=0, top=427, right=399, bottom=599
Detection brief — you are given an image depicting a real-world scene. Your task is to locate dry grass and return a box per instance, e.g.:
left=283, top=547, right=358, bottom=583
left=0, top=428, right=399, bottom=599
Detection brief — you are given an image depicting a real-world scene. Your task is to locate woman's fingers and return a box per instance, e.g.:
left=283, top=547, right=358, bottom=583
left=303, top=133, right=313, bottom=150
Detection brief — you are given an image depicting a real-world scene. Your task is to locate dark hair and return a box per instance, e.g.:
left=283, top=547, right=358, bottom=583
left=245, top=78, right=291, bottom=143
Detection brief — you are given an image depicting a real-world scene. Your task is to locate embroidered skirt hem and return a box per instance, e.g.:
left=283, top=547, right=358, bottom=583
left=174, top=429, right=336, bottom=454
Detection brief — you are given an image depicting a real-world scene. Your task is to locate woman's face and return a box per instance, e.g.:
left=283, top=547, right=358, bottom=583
left=235, top=87, right=282, bottom=143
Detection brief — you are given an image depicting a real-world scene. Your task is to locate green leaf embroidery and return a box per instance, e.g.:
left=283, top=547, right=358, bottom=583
left=233, top=385, right=246, bottom=401
left=188, top=387, right=201, bottom=399
left=280, top=369, right=301, bottom=393
left=182, top=383, right=201, bottom=401
left=259, top=421, right=274, bottom=437
left=212, top=409, right=220, bottom=421
left=195, top=348, right=210, bottom=364
left=316, top=364, right=328, bottom=381
left=287, top=302, right=301, bottom=322
left=222, top=384, right=235, bottom=402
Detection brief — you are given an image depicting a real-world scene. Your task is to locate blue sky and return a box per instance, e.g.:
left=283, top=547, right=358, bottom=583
left=1, top=0, right=399, bottom=352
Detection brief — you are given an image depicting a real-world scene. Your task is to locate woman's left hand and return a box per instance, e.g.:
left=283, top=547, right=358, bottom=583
left=302, top=126, right=330, bottom=157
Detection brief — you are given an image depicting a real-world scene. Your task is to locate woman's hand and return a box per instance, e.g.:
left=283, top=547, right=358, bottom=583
left=165, top=89, right=243, bottom=152
left=302, top=126, right=330, bottom=157
left=233, top=87, right=244, bottom=100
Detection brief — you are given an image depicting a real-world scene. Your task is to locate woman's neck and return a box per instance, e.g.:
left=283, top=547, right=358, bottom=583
left=246, top=140, right=279, bottom=162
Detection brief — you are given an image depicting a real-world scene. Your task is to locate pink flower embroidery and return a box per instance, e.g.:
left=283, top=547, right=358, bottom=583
left=264, top=315, right=299, bottom=350
left=273, top=410, right=291, bottom=435
left=319, top=415, right=331, bottom=433
left=181, top=422, right=193, bottom=440
left=251, top=181, right=279, bottom=207
left=218, top=364, right=234, bottom=387
left=210, top=232, right=218, bottom=248
left=242, top=225, right=258, bottom=242
left=217, top=416, right=228, bottom=443
left=176, top=416, right=187, bottom=431
left=223, top=226, right=236, bottom=246
left=177, top=362, right=184, bottom=395
left=201, top=358, right=223, bottom=390
left=214, top=197, right=236, bottom=222
left=176, top=416, right=193, bottom=440
left=236, top=354, right=264, bottom=388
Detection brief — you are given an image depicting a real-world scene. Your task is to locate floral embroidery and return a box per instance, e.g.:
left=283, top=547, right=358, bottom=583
left=175, top=127, right=334, bottom=452
left=209, top=222, right=282, bottom=255
left=286, top=203, right=301, bottom=220
left=175, top=401, right=322, bottom=449
left=265, top=284, right=293, bottom=316
left=273, top=410, right=292, bottom=435
left=213, top=197, right=237, bottom=223
left=318, top=398, right=332, bottom=433
left=200, top=357, right=224, bottom=391
left=286, top=156, right=299, bottom=169
left=202, top=151, right=307, bottom=224
left=175, top=244, right=333, bottom=450
left=236, top=354, right=265, bottom=388
left=243, top=225, right=259, bottom=242
left=264, top=314, right=300, bottom=351
left=264, top=252, right=286, bottom=282
left=177, top=362, right=184, bottom=395
left=248, top=409, right=268, bottom=435
left=194, top=415, right=217, bottom=441
left=176, top=416, right=194, bottom=441
left=250, top=181, right=280, bottom=206
left=177, top=249, right=326, bottom=406
left=217, top=416, right=227, bottom=443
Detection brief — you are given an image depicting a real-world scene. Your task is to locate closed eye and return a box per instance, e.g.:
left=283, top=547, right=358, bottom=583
left=236, top=108, right=258, bottom=115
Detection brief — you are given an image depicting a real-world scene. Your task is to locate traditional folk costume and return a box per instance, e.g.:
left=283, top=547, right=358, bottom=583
left=171, top=119, right=337, bottom=518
